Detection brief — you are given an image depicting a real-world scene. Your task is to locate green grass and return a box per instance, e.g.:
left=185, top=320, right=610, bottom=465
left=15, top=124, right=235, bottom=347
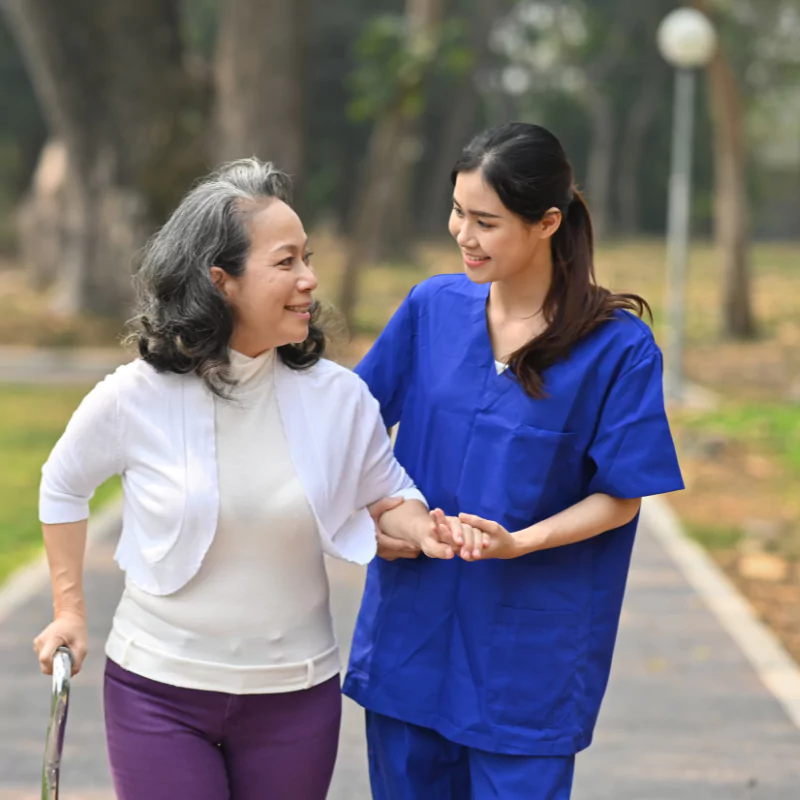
left=677, top=402, right=800, bottom=473
left=686, top=523, right=744, bottom=552
left=0, top=384, right=121, bottom=585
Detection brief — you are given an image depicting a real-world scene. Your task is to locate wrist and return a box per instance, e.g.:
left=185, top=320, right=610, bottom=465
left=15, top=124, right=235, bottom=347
left=514, top=522, right=548, bottom=556
left=410, top=518, right=432, bottom=548
left=54, top=605, right=86, bottom=622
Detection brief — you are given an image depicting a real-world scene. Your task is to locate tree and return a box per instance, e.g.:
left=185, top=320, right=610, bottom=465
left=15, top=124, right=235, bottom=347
left=419, top=0, right=504, bottom=233
left=2, top=0, right=207, bottom=316
left=692, top=0, right=757, bottom=339
left=490, top=0, right=653, bottom=240
left=214, top=0, right=311, bottom=194
left=339, top=0, right=447, bottom=328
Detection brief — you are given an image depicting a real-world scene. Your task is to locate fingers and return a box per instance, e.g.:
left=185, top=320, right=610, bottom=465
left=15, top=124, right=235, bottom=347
left=377, top=531, right=420, bottom=561
left=429, top=507, right=457, bottom=543
left=34, top=620, right=87, bottom=677
left=368, top=496, right=405, bottom=522
left=70, top=643, right=87, bottom=676
left=462, top=523, right=482, bottom=560
left=459, top=513, right=500, bottom=539
left=427, top=511, right=486, bottom=561
left=422, top=537, right=454, bottom=560
left=34, top=631, right=66, bottom=676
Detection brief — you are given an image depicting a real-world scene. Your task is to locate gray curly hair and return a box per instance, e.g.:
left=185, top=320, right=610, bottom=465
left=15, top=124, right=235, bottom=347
left=131, top=158, right=325, bottom=393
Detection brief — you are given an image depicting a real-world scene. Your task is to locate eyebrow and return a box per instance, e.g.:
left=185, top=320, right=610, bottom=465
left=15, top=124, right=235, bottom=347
left=269, top=239, right=309, bottom=255
left=452, top=198, right=503, bottom=219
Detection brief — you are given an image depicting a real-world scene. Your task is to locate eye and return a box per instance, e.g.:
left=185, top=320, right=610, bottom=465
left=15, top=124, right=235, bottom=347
left=452, top=205, right=464, bottom=217
left=278, top=256, right=294, bottom=268
left=303, top=251, right=314, bottom=265
left=477, top=220, right=494, bottom=230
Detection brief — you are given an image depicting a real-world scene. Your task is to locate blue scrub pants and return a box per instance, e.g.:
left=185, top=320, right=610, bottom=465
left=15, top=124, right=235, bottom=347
left=366, top=712, right=575, bottom=800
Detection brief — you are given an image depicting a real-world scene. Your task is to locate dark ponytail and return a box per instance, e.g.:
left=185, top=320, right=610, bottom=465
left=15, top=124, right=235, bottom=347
left=452, top=124, right=651, bottom=399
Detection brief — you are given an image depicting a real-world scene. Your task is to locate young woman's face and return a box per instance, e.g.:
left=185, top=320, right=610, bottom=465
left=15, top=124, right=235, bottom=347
left=213, top=199, right=317, bottom=355
left=448, top=169, right=554, bottom=284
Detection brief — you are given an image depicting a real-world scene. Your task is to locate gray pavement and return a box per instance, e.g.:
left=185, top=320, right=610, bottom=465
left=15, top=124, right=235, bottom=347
left=0, top=346, right=129, bottom=385
left=1, top=519, right=799, bottom=799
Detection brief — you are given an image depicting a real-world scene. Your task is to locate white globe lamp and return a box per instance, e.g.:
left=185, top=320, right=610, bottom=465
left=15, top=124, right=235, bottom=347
left=658, top=7, right=717, bottom=404
left=657, top=8, right=717, bottom=70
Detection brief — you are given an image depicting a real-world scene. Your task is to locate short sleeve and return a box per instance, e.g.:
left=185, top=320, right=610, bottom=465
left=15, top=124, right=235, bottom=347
left=352, top=381, right=427, bottom=511
left=39, top=373, right=123, bottom=524
left=587, top=350, right=684, bottom=499
left=355, top=286, right=417, bottom=428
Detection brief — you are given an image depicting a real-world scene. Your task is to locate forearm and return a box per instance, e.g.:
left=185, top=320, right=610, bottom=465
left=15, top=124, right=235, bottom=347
left=43, top=520, right=88, bottom=619
left=515, top=494, right=641, bottom=556
left=377, top=499, right=431, bottom=547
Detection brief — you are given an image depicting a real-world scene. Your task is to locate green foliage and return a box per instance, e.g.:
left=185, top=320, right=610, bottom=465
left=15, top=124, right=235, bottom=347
left=0, top=384, right=121, bottom=584
left=347, top=15, right=473, bottom=122
left=679, top=403, right=800, bottom=473
left=1, top=0, right=797, bottom=241
left=180, top=0, right=219, bottom=58
left=686, top=523, right=744, bottom=551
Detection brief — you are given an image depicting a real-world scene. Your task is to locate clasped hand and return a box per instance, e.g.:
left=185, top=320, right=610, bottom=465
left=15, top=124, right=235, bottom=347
left=430, top=508, right=519, bottom=561
left=368, top=497, right=517, bottom=562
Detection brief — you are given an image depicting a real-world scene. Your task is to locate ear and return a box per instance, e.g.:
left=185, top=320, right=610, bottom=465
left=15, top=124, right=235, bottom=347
left=539, top=208, right=563, bottom=240
left=209, top=266, right=228, bottom=295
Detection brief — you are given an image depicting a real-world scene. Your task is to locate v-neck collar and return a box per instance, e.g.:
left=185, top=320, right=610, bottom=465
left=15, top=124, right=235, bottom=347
left=467, top=281, right=517, bottom=404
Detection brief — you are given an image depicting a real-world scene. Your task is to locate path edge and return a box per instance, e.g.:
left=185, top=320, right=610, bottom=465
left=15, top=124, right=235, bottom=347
left=0, top=496, right=122, bottom=624
left=642, top=495, right=800, bottom=731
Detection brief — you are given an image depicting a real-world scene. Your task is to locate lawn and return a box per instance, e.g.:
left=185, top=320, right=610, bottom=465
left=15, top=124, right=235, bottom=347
left=0, top=384, right=120, bottom=585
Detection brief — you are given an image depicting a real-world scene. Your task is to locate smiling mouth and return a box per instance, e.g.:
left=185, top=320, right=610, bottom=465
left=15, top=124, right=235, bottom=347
left=285, top=304, right=312, bottom=313
left=463, top=253, right=490, bottom=263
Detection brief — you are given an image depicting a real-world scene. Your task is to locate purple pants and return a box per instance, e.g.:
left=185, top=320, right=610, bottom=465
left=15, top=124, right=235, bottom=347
left=103, top=658, right=342, bottom=800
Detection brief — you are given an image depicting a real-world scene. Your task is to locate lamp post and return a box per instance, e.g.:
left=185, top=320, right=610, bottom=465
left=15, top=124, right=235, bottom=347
left=657, top=8, right=717, bottom=403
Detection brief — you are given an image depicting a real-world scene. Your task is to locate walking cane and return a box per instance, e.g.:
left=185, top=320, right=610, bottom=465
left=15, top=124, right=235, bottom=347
left=41, top=646, right=73, bottom=800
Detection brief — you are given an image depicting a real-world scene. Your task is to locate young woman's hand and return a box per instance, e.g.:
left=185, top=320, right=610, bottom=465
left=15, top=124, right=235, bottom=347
left=430, top=508, right=489, bottom=561
left=458, top=513, right=520, bottom=559
left=33, top=611, right=87, bottom=676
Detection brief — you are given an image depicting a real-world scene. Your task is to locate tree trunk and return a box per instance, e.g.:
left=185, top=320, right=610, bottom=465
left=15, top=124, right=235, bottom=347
left=420, top=0, right=501, bottom=234
left=691, top=0, right=756, bottom=339
left=618, top=66, right=663, bottom=235
left=3, top=0, right=204, bottom=316
left=372, top=0, right=448, bottom=260
left=214, top=0, right=310, bottom=196
left=584, top=90, right=615, bottom=240
left=707, top=47, right=756, bottom=339
left=339, top=0, right=446, bottom=328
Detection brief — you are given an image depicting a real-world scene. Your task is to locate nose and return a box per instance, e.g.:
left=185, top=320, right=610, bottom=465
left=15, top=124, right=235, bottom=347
left=298, top=262, right=318, bottom=292
left=456, top=220, right=477, bottom=249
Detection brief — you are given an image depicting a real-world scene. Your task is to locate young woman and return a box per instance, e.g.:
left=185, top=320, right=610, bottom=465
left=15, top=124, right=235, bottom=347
left=343, top=123, right=684, bottom=799
left=32, top=158, right=452, bottom=800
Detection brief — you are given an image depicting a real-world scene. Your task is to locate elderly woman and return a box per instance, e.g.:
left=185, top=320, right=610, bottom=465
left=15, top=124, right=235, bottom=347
left=32, top=159, right=451, bottom=800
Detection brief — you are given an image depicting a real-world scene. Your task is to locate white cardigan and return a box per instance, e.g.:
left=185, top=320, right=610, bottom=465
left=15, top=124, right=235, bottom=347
left=40, top=356, right=424, bottom=595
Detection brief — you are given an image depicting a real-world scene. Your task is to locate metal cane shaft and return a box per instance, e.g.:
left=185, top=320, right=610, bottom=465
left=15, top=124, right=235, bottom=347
left=41, top=647, right=73, bottom=800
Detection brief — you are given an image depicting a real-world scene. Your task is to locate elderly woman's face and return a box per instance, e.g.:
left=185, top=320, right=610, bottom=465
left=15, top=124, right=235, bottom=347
left=213, top=199, right=317, bottom=356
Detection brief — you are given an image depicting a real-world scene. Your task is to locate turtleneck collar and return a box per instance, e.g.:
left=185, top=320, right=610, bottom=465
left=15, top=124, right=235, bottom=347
left=227, top=348, right=276, bottom=395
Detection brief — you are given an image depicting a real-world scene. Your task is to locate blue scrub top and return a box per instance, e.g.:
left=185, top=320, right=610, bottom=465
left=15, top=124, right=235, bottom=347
left=343, top=274, right=684, bottom=757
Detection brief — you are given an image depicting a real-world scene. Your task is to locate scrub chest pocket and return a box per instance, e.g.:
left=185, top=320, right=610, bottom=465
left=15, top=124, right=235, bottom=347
left=456, top=417, right=580, bottom=526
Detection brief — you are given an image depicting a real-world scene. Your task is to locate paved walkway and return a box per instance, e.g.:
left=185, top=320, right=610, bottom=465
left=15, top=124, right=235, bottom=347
left=1, top=518, right=799, bottom=799
left=0, top=346, right=129, bottom=385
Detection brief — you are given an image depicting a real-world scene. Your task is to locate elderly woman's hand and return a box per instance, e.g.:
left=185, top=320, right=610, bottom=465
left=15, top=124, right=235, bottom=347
left=34, top=611, right=87, bottom=676
left=369, top=497, right=420, bottom=560
left=368, top=497, right=454, bottom=560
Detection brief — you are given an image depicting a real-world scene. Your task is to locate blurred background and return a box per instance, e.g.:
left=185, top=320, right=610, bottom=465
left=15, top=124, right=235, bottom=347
left=0, top=0, right=798, bottom=791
